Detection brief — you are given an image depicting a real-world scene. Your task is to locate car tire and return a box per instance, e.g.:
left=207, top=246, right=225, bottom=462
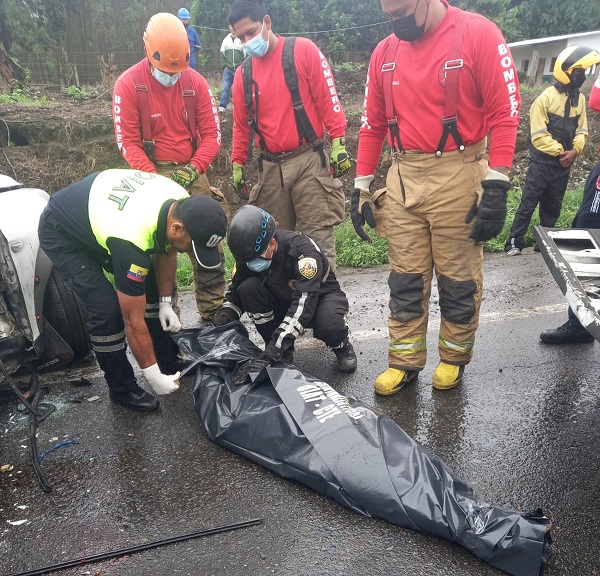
left=43, top=268, right=91, bottom=359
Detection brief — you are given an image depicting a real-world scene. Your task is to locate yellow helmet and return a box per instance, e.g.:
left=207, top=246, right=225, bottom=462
left=143, top=13, right=190, bottom=73
left=553, top=45, right=600, bottom=85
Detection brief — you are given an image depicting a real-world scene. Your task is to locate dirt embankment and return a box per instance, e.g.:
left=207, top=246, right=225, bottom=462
left=0, top=71, right=599, bottom=199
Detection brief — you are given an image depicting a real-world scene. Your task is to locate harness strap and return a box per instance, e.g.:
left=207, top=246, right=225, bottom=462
left=435, top=14, right=468, bottom=156
left=181, top=70, right=198, bottom=153
left=242, top=57, right=268, bottom=159
left=382, top=14, right=469, bottom=158
left=130, top=68, right=156, bottom=163
left=382, top=37, right=404, bottom=154
left=130, top=67, right=198, bottom=163
left=282, top=37, right=320, bottom=148
left=241, top=37, right=321, bottom=162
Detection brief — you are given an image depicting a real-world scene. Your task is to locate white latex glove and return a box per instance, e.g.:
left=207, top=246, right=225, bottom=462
left=142, top=363, right=180, bottom=395
left=159, top=302, right=181, bottom=333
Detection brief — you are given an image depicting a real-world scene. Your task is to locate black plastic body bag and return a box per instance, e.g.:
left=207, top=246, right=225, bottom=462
left=174, top=324, right=551, bottom=576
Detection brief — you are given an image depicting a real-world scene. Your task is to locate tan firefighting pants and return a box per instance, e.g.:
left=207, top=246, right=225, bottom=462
left=249, top=144, right=345, bottom=272
left=156, top=164, right=230, bottom=320
left=372, top=141, right=488, bottom=370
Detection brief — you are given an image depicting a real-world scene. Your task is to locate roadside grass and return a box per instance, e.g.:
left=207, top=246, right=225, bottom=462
left=175, top=183, right=584, bottom=291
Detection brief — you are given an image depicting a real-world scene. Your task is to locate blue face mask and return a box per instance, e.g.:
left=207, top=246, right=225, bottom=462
left=243, top=20, right=269, bottom=58
left=247, top=257, right=271, bottom=272
left=152, top=67, right=181, bottom=87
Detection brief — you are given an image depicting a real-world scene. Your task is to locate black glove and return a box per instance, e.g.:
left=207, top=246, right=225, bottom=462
left=212, top=307, right=239, bottom=327
left=233, top=353, right=274, bottom=386
left=351, top=187, right=377, bottom=243
left=465, top=179, right=511, bottom=242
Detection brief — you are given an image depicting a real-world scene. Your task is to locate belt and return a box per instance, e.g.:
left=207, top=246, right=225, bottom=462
left=260, top=141, right=323, bottom=163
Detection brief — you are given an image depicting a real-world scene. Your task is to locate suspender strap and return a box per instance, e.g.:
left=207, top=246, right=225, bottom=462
left=242, top=56, right=269, bottom=159
left=181, top=70, right=198, bottom=153
left=382, top=37, right=404, bottom=154
left=282, top=37, right=320, bottom=148
left=130, top=68, right=156, bottom=163
left=131, top=68, right=198, bottom=163
left=435, top=14, right=468, bottom=157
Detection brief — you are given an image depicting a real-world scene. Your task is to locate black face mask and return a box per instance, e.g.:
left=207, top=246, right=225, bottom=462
left=569, top=73, right=586, bottom=90
left=392, top=0, right=429, bottom=42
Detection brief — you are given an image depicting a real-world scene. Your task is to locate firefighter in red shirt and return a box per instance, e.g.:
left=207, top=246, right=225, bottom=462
left=352, top=0, right=520, bottom=395
left=112, top=12, right=229, bottom=321
left=228, top=0, right=350, bottom=272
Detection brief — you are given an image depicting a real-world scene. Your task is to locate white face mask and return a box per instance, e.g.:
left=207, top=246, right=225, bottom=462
left=152, top=67, right=181, bottom=87
left=243, top=20, right=269, bottom=58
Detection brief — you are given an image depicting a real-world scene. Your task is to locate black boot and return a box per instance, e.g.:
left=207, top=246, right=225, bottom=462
left=540, top=320, right=595, bottom=344
left=333, top=338, right=357, bottom=373
left=109, top=385, right=160, bottom=412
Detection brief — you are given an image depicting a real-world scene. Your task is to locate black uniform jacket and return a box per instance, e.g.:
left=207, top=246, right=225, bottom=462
left=223, top=230, right=342, bottom=355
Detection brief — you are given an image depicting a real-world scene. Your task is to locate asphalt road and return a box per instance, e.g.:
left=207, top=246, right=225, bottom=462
left=2, top=249, right=600, bottom=576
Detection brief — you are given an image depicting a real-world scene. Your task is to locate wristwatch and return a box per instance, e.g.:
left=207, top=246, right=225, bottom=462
left=159, top=296, right=172, bottom=304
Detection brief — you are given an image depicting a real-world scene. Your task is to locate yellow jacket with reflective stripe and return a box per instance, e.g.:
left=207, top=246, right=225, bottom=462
left=529, top=85, right=588, bottom=160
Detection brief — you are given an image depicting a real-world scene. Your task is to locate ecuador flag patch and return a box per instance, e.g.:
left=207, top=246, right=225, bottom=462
left=127, top=264, right=149, bottom=283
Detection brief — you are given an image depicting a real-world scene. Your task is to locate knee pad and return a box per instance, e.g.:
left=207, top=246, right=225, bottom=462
left=388, top=271, right=424, bottom=322
left=438, top=275, right=477, bottom=324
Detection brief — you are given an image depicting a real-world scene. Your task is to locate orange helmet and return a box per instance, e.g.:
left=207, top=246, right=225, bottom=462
left=143, top=13, right=190, bottom=73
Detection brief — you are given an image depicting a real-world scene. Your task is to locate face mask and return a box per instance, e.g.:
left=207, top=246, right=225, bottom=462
left=243, top=20, right=269, bottom=58
left=569, top=73, right=586, bottom=89
left=392, top=0, right=429, bottom=42
left=152, top=68, right=181, bottom=87
left=247, top=257, right=271, bottom=272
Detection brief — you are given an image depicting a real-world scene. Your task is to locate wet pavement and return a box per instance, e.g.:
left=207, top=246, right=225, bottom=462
left=1, top=249, right=600, bottom=576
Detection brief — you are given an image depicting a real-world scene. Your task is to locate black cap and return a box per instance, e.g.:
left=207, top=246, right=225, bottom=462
left=177, top=195, right=227, bottom=269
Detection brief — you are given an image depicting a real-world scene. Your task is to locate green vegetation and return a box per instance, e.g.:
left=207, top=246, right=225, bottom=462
left=0, top=87, right=49, bottom=105
left=63, top=85, right=99, bottom=101
left=175, top=185, right=585, bottom=290
left=334, top=219, right=388, bottom=267
left=2, top=0, right=598, bottom=85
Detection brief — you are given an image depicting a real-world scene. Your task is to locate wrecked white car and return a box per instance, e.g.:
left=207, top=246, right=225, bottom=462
left=0, top=174, right=90, bottom=374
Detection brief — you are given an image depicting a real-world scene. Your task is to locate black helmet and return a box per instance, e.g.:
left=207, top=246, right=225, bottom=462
left=227, top=205, right=276, bottom=263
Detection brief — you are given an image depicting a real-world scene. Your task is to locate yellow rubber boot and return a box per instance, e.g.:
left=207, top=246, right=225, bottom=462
left=432, top=362, right=464, bottom=390
left=374, top=368, right=418, bottom=396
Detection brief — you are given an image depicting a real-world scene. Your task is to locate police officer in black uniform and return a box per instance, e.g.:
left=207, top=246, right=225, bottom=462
left=38, top=169, right=227, bottom=412
left=212, top=205, right=357, bottom=383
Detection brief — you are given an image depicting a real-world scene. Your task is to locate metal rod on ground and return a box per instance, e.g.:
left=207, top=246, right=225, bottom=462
left=28, top=371, right=52, bottom=493
left=3, top=518, right=264, bottom=576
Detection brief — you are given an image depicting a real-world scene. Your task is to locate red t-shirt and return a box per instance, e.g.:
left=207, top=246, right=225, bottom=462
left=590, top=77, right=600, bottom=113
left=113, top=60, right=221, bottom=173
left=231, top=36, right=347, bottom=164
left=357, top=2, right=520, bottom=174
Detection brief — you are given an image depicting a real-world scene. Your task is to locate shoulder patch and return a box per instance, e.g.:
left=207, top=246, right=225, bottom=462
left=232, top=263, right=237, bottom=279
left=127, top=264, right=149, bottom=283
left=298, top=257, right=318, bottom=279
